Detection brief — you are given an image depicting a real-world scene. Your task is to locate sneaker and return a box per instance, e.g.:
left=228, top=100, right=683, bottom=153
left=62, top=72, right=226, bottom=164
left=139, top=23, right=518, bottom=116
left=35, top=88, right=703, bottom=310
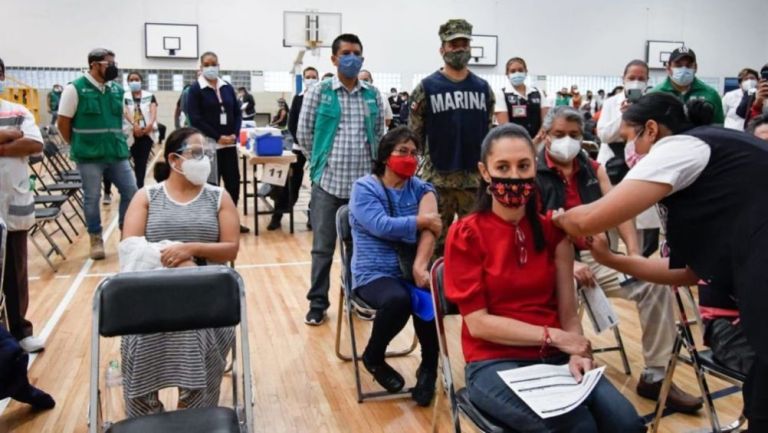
left=102, top=193, right=112, bottom=205
left=636, top=377, right=703, bottom=414
left=304, top=308, right=327, bottom=326
left=239, top=224, right=251, bottom=234
left=90, top=234, right=106, bottom=260
left=19, top=335, right=45, bottom=353
left=412, top=366, right=437, bottom=406
left=362, top=355, right=405, bottom=393
left=267, top=214, right=283, bottom=231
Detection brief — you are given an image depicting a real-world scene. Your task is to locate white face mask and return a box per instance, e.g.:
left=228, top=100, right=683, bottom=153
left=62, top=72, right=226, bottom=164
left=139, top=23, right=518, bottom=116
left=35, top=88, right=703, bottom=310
left=742, top=79, right=758, bottom=92
left=547, top=136, right=582, bottom=162
left=624, top=80, right=647, bottom=91
left=304, top=78, right=318, bottom=88
left=174, top=155, right=211, bottom=186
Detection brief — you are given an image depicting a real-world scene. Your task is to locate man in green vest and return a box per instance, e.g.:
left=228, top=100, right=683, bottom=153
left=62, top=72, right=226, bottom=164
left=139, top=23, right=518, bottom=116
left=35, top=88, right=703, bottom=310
left=650, top=47, right=725, bottom=124
left=297, top=33, right=386, bottom=325
left=57, top=48, right=137, bottom=260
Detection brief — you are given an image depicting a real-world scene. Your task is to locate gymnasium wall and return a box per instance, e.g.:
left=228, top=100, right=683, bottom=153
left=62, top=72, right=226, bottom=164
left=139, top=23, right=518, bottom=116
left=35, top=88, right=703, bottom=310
left=4, top=0, right=767, bottom=80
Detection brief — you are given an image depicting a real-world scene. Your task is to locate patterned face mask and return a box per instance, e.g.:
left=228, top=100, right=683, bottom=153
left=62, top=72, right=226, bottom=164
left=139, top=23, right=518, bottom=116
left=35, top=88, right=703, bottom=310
left=488, top=177, right=536, bottom=208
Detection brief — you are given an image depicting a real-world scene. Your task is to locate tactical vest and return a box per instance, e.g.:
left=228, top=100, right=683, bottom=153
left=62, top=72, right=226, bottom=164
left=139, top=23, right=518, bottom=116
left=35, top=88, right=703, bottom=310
left=422, top=71, right=490, bottom=173
left=502, top=87, right=543, bottom=138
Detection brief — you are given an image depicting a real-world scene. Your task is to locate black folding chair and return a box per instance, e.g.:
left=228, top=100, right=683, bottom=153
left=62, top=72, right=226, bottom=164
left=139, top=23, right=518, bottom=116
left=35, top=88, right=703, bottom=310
left=650, top=286, right=746, bottom=433
left=0, top=218, right=8, bottom=329
left=88, top=266, right=254, bottom=433
left=332, top=205, right=418, bottom=402
left=29, top=206, right=67, bottom=271
left=429, top=258, right=516, bottom=433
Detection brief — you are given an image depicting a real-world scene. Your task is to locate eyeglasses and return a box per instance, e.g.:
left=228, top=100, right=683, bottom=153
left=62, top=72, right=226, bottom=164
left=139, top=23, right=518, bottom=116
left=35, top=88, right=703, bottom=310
left=391, top=148, right=421, bottom=157
left=94, top=60, right=117, bottom=67
left=514, top=224, right=528, bottom=267
left=175, top=144, right=214, bottom=160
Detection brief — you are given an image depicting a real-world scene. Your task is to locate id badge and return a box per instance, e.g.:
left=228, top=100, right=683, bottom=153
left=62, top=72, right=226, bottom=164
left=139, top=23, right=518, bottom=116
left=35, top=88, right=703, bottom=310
left=220, top=112, right=227, bottom=125
left=512, top=105, right=527, bottom=118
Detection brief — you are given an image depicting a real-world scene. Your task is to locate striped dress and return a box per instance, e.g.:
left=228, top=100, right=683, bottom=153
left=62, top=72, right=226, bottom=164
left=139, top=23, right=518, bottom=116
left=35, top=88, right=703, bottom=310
left=121, top=182, right=235, bottom=415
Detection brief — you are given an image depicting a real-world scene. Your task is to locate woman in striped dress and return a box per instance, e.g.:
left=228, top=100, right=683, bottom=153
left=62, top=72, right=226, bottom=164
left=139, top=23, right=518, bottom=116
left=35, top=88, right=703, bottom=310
left=348, top=127, right=442, bottom=406
left=121, top=127, right=240, bottom=416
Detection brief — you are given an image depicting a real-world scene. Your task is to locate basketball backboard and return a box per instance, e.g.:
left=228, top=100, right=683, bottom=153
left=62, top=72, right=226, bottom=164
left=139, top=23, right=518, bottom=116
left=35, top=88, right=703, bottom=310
left=283, top=11, right=342, bottom=48
left=145, top=23, right=199, bottom=59
left=469, top=35, right=498, bottom=67
left=646, top=40, right=685, bottom=69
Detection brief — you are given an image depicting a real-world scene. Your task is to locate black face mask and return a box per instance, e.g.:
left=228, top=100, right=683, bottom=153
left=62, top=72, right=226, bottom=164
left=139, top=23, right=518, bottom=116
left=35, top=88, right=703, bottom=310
left=104, top=64, right=118, bottom=81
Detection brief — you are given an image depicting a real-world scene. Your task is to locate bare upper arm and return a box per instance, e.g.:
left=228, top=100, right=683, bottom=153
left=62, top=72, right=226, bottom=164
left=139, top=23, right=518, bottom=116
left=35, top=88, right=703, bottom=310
left=418, top=190, right=438, bottom=214
left=121, top=188, right=149, bottom=239
left=595, top=164, right=613, bottom=196
left=217, top=190, right=240, bottom=247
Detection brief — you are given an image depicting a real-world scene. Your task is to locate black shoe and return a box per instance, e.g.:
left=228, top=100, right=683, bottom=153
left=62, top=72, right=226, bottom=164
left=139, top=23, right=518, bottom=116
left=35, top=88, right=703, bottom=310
left=363, top=356, right=405, bottom=393
left=12, top=385, right=56, bottom=410
left=239, top=224, right=251, bottom=233
left=412, top=366, right=437, bottom=406
left=267, top=214, right=282, bottom=231
left=304, top=308, right=327, bottom=326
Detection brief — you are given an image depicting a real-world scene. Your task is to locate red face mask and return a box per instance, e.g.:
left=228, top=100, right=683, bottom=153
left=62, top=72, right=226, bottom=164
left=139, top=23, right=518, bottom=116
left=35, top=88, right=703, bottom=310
left=387, top=154, right=418, bottom=178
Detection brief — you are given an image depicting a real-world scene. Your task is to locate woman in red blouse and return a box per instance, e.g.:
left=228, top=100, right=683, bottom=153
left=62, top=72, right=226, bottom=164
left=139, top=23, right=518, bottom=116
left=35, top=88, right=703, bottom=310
left=444, top=124, right=644, bottom=433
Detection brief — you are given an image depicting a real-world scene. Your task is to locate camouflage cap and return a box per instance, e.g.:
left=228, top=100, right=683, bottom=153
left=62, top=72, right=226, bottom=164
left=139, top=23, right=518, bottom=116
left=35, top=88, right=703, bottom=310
left=439, top=19, right=473, bottom=42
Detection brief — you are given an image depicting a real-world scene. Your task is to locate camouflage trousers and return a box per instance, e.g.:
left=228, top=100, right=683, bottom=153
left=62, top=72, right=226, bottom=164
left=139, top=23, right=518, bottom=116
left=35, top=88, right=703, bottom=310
left=434, top=187, right=477, bottom=258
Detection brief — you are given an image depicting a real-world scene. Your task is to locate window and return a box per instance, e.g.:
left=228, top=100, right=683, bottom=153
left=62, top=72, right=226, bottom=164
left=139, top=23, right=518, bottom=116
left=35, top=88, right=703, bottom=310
left=370, top=72, right=402, bottom=94
left=263, top=71, right=294, bottom=92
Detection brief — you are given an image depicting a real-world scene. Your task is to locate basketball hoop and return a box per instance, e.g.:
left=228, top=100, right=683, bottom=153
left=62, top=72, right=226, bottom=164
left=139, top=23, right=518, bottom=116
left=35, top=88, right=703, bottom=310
left=308, top=40, right=322, bottom=57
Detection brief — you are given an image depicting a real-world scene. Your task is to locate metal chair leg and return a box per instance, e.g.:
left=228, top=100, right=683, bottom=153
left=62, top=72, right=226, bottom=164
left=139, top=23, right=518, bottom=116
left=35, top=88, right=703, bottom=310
left=335, top=287, right=352, bottom=361
left=29, top=228, right=58, bottom=271
left=611, top=326, right=632, bottom=375
left=650, top=334, right=683, bottom=433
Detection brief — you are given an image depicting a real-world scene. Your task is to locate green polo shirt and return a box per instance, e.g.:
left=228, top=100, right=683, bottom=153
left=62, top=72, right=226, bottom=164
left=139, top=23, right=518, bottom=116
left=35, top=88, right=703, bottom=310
left=650, top=77, right=725, bottom=125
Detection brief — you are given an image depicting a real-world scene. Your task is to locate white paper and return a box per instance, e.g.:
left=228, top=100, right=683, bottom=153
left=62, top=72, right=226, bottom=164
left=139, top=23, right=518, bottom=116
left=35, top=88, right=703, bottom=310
left=580, top=281, right=619, bottom=334
left=497, top=364, right=605, bottom=419
left=262, top=163, right=290, bottom=186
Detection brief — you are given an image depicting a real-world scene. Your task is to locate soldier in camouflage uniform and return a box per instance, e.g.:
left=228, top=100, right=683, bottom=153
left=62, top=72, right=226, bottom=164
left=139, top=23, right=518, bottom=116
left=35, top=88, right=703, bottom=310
left=409, top=19, right=495, bottom=255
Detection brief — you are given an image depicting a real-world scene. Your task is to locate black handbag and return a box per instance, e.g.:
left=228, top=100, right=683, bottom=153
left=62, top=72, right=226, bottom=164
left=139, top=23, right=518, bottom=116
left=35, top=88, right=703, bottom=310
left=378, top=178, right=418, bottom=282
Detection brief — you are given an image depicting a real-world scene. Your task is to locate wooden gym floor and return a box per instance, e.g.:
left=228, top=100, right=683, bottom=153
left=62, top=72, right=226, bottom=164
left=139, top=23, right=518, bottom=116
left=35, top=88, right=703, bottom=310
left=0, top=160, right=746, bottom=433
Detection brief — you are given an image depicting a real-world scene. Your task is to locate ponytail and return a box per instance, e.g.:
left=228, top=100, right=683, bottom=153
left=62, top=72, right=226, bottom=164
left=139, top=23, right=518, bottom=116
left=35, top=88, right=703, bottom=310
left=685, top=99, right=715, bottom=127
left=154, top=161, right=171, bottom=182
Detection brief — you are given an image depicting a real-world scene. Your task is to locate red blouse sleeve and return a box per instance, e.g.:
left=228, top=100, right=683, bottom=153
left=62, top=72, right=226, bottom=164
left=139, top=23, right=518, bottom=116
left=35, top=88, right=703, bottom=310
left=444, top=218, right=487, bottom=316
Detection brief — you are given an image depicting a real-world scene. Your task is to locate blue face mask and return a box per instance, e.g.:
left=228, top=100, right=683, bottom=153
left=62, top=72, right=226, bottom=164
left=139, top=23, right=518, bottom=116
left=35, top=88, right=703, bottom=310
left=338, top=54, right=363, bottom=79
left=202, top=66, right=219, bottom=80
left=128, top=81, right=142, bottom=92
left=671, top=67, right=695, bottom=87
left=508, top=72, right=527, bottom=87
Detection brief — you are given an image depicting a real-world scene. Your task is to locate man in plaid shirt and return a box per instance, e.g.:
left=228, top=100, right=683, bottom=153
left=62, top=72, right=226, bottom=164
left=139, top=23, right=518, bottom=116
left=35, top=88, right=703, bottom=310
left=298, top=33, right=386, bottom=325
